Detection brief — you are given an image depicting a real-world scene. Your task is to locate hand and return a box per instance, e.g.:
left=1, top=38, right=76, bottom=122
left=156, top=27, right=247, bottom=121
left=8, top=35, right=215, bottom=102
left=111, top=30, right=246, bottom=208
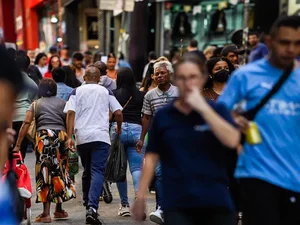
left=65, top=138, right=75, bottom=151
left=136, top=140, right=144, bottom=153
left=6, top=128, right=16, bottom=147
left=13, top=145, right=20, bottom=153
left=232, top=114, right=250, bottom=133
left=185, top=87, right=209, bottom=112
left=131, top=197, right=146, bottom=222
left=115, top=126, right=122, bottom=136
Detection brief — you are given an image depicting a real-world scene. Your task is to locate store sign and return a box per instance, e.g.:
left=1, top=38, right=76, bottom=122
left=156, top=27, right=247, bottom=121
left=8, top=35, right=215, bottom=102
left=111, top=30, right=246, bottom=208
left=100, top=0, right=135, bottom=12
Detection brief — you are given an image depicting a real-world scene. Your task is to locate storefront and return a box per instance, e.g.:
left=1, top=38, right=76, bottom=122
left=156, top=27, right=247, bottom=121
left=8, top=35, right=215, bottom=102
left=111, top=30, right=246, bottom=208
left=152, top=0, right=255, bottom=56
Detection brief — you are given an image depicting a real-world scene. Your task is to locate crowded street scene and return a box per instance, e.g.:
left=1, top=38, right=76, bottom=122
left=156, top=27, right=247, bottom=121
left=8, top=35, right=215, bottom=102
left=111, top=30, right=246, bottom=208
left=0, top=0, right=300, bottom=225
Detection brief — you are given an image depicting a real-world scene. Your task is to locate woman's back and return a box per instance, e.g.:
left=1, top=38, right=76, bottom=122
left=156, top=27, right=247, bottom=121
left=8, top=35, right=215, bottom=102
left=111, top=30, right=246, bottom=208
left=30, top=97, right=66, bottom=131
left=113, top=88, right=145, bottom=125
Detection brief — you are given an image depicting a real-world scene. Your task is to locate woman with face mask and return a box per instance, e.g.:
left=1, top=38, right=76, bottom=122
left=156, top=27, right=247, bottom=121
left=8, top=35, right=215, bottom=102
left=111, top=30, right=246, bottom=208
left=203, top=57, right=235, bottom=101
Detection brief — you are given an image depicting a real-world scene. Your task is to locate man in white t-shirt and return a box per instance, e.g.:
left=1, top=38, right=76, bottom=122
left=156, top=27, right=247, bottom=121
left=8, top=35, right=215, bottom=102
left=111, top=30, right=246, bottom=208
left=65, top=66, right=123, bottom=225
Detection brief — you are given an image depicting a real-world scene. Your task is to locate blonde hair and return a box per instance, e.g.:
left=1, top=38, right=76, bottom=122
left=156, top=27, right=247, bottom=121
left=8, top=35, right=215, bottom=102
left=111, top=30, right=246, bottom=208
left=153, top=61, right=174, bottom=74
left=204, top=46, right=216, bottom=55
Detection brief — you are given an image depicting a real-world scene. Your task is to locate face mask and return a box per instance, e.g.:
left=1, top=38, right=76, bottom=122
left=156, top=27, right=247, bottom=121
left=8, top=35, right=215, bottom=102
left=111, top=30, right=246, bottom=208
left=213, top=69, right=230, bottom=83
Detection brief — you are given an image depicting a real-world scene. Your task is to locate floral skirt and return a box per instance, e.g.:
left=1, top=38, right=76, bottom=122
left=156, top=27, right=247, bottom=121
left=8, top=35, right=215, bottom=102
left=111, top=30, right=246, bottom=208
left=35, top=129, right=76, bottom=203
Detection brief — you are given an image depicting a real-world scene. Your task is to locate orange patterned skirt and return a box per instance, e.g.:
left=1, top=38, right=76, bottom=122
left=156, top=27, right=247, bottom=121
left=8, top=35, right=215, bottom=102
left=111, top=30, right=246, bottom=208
left=35, top=129, right=76, bottom=203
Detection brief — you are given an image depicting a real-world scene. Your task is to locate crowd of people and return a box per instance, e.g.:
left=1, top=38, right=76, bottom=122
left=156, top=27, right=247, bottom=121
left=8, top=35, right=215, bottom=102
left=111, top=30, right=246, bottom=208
left=0, top=15, right=300, bottom=225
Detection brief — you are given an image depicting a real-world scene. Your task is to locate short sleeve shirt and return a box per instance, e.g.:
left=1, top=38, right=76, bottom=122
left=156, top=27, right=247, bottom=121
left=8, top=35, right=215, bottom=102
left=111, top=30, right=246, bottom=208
left=142, top=85, right=178, bottom=116
left=64, top=84, right=122, bottom=145
left=146, top=101, right=235, bottom=211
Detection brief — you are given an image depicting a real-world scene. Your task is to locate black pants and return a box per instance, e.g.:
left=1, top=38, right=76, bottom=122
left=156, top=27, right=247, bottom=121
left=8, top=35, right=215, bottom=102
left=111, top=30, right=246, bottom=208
left=164, top=208, right=235, bottom=225
left=12, top=121, right=29, bottom=159
left=240, top=178, right=300, bottom=225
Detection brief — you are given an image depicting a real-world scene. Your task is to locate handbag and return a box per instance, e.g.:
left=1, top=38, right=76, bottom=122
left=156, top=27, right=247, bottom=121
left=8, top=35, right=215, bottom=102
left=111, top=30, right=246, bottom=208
left=104, top=136, right=127, bottom=183
left=26, top=101, right=37, bottom=143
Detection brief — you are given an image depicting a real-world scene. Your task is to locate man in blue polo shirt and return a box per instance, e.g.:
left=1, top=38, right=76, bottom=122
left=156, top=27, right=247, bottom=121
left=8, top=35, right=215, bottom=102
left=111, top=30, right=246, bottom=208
left=248, top=31, right=269, bottom=62
left=218, top=16, right=300, bottom=225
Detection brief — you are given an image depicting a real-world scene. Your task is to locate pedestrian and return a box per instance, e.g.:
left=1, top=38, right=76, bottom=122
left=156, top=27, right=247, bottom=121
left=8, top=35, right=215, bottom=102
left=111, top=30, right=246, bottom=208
left=106, top=53, right=118, bottom=81
left=84, top=51, right=93, bottom=68
left=187, top=39, right=206, bottom=62
left=13, top=78, right=76, bottom=223
left=48, top=46, right=58, bottom=58
left=94, top=61, right=117, bottom=91
left=12, top=54, right=38, bottom=159
left=248, top=31, right=269, bottom=62
left=111, top=67, right=145, bottom=217
left=60, top=45, right=72, bottom=66
left=52, top=67, right=74, bottom=101
left=221, top=45, right=245, bottom=68
left=218, top=15, right=300, bottom=225
left=204, top=45, right=217, bottom=60
left=118, top=52, right=132, bottom=69
left=27, top=49, right=36, bottom=65
left=140, top=62, right=157, bottom=92
left=93, top=51, right=103, bottom=63
left=132, top=55, right=240, bottom=225
left=62, top=65, right=82, bottom=88
left=142, top=51, right=157, bottom=79
left=44, top=55, right=62, bottom=78
left=0, top=45, right=24, bottom=225
left=136, top=60, right=178, bottom=224
left=65, top=66, right=123, bottom=225
left=203, top=57, right=235, bottom=101
left=34, top=53, right=48, bottom=77
left=72, top=52, right=85, bottom=83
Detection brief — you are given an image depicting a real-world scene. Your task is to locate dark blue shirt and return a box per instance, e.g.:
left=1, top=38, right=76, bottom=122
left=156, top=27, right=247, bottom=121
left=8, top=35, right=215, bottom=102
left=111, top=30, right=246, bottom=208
left=248, top=43, right=269, bottom=63
left=147, top=101, right=235, bottom=211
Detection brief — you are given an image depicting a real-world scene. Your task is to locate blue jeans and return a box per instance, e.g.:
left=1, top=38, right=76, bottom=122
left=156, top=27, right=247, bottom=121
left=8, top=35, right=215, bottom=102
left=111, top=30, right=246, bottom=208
left=155, top=162, right=163, bottom=209
left=111, top=122, right=145, bottom=206
left=77, top=141, right=110, bottom=210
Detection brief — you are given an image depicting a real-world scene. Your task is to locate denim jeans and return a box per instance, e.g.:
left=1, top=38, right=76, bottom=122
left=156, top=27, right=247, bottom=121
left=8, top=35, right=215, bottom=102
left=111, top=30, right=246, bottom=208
left=111, top=122, right=145, bottom=206
left=77, top=141, right=110, bottom=210
left=155, top=162, right=163, bottom=209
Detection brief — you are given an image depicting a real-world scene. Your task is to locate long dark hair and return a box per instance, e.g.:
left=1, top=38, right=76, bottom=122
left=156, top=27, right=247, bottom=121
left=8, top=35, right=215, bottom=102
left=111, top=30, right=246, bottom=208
left=48, top=55, right=62, bottom=72
left=205, top=57, right=235, bottom=88
left=116, top=67, right=136, bottom=92
left=34, top=53, right=47, bottom=65
left=140, top=62, right=155, bottom=92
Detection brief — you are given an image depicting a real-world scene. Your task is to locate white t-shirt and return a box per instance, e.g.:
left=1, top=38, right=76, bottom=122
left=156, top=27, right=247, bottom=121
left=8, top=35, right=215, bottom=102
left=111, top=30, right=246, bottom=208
left=64, top=84, right=122, bottom=145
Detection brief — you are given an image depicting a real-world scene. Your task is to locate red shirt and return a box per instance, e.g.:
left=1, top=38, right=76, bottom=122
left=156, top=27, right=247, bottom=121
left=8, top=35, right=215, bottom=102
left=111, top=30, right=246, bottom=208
left=44, top=71, right=52, bottom=78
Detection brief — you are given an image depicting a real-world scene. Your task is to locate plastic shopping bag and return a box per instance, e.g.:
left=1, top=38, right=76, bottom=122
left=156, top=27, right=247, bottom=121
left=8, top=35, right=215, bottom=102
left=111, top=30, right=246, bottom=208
left=104, top=137, right=127, bottom=183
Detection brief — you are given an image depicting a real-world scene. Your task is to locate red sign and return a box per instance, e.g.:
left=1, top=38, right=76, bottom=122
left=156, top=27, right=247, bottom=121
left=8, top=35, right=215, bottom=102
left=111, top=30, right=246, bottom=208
left=29, top=0, right=44, bottom=8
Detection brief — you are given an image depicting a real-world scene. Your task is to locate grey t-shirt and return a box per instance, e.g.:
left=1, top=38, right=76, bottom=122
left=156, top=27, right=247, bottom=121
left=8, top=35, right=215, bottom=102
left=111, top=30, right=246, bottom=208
left=28, top=96, right=66, bottom=131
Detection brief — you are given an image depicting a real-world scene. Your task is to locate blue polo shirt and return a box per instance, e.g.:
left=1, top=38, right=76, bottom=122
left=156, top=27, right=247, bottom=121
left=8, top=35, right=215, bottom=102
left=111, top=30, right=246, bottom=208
left=218, top=58, right=300, bottom=193
left=248, top=43, right=269, bottom=63
left=146, top=101, right=235, bottom=212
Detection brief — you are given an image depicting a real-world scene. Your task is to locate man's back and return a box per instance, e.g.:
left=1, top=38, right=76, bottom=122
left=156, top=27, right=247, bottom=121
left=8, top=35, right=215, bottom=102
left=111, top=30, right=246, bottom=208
left=68, top=84, right=111, bottom=145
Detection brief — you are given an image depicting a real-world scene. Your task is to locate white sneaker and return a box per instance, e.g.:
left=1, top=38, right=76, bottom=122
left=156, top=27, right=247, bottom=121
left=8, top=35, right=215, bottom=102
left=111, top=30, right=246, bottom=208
left=149, top=207, right=164, bottom=224
left=118, top=205, right=131, bottom=217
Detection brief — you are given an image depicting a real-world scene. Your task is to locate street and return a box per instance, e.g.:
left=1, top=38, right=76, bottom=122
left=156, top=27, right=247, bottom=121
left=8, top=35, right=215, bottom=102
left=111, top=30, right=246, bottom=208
left=23, top=152, right=156, bottom=225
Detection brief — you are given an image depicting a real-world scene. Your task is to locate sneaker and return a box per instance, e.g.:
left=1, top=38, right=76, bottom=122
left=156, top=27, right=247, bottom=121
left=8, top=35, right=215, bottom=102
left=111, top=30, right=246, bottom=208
left=118, top=205, right=131, bottom=217
left=149, top=207, right=164, bottom=224
left=86, top=208, right=102, bottom=225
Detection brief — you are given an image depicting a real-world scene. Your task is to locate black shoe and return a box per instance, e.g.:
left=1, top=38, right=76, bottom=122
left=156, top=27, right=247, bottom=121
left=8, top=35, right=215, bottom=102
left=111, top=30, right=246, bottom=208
left=102, top=181, right=113, bottom=204
left=86, top=208, right=102, bottom=225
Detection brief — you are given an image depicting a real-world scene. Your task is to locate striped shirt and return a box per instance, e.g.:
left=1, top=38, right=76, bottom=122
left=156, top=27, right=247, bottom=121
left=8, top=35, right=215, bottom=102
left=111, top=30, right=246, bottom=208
left=142, top=85, right=178, bottom=116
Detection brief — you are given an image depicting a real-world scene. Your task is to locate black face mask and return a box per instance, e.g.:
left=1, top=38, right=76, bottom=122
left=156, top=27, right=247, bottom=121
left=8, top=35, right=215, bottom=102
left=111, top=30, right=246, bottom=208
left=213, top=69, right=230, bottom=83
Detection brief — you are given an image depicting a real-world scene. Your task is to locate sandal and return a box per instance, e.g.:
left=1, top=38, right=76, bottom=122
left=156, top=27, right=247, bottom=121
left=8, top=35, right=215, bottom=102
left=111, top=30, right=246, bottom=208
left=35, top=214, right=51, bottom=223
left=54, top=210, right=69, bottom=220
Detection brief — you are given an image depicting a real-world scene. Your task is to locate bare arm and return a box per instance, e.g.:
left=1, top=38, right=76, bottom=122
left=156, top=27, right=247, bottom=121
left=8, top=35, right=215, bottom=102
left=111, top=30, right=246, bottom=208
left=139, top=114, right=152, bottom=142
left=113, top=110, right=123, bottom=132
left=132, top=152, right=159, bottom=221
left=66, top=111, right=75, bottom=140
left=14, top=111, right=34, bottom=150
